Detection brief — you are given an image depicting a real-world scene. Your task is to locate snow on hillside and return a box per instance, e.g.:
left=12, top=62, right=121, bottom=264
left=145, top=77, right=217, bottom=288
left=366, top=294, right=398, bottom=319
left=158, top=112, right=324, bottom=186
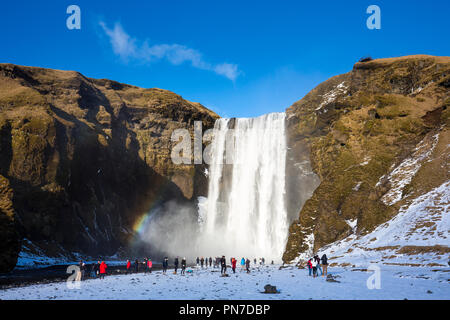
left=316, top=81, right=348, bottom=111
left=378, top=132, right=440, bottom=206
left=319, top=181, right=449, bottom=268
left=15, top=239, right=123, bottom=269
left=0, top=264, right=448, bottom=300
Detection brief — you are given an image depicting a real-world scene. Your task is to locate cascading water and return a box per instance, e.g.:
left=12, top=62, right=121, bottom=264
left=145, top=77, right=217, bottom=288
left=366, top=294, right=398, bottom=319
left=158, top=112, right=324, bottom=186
left=197, top=112, right=288, bottom=262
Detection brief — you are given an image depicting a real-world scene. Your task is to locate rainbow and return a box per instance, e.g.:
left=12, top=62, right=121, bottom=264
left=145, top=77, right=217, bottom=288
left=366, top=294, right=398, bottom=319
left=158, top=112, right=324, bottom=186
left=129, top=178, right=174, bottom=241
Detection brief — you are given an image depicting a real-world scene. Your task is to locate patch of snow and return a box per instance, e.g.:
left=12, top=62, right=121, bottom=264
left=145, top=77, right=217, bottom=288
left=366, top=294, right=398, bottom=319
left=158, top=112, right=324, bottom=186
left=345, top=219, right=358, bottom=231
left=360, top=156, right=371, bottom=166
left=380, top=132, right=439, bottom=206
left=353, top=182, right=362, bottom=191
left=316, top=81, right=348, bottom=111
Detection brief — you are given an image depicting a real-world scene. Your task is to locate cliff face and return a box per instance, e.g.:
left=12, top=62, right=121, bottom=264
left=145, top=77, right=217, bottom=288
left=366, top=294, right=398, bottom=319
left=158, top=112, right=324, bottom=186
left=0, top=64, right=218, bottom=272
left=283, top=55, right=450, bottom=263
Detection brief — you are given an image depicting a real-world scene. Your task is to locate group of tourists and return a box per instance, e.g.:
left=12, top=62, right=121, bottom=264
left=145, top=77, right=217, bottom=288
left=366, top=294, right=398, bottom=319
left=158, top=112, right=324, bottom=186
left=192, top=256, right=267, bottom=274
left=170, top=256, right=187, bottom=275
left=195, top=256, right=213, bottom=268
left=77, top=260, right=108, bottom=280
left=125, top=258, right=153, bottom=274
left=307, top=254, right=328, bottom=277
left=75, top=254, right=329, bottom=282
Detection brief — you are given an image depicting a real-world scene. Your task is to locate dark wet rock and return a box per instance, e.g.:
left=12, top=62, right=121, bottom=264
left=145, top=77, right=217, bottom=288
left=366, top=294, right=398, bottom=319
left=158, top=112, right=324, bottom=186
left=263, top=284, right=278, bottom=293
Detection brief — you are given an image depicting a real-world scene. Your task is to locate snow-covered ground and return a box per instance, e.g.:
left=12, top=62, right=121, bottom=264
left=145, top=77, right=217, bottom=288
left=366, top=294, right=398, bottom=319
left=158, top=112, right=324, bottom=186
left=0, top=264, right=448, bottom=300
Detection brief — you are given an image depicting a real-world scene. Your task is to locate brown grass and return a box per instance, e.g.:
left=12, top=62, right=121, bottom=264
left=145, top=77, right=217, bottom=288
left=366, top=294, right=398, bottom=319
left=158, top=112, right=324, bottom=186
left=396, top=245, right=450, bottom=255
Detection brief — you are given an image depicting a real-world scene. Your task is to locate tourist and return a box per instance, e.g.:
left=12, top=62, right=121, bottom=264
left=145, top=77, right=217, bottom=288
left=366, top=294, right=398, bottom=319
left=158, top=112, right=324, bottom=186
left=312, top=259, right=318, bottom=278
left=246, top=258, right=251, bottom=273
left=147, top=258, right=153, bottom=273
left=307, top=258, right=313, bottom=276
left=181, top=257, right=186, bottom=275
left=143, top=258, right=148, bottom=273
left=200, top=257, right=204, bottom=268
left=220, top=255, right=227, bottom=274
left=254, top=258, right=257, bottom=265
left=314, top=255, right=322, bottom=276
left=321, top=254, right=328, bottom=277
left=174, top=256, right=179, bottom=274
left=240, top=257, right=245, bottom=271
left=196, top=257, right=200, bottom=267
left=126, top=259, right=131, bottom=274
left=209, top=257, right=212, bottom=267
left=162, top=257, right=168, bottom=274
left=231, top=257, right=237, bottom=273
left=99, top=261, right=107, bottom=279
left=94, top=261, right=100, bottom=277
left=216, top=257, right=221, bottom=268
left=78, top=260, right=85, bottom=281
left=262, top=257, right=265, bottom=265
left=134, top=259, right=139, bottom=273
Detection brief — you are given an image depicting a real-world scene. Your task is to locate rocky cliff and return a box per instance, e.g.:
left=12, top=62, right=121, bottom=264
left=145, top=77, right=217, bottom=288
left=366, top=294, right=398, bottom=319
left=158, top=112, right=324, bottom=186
left=283, top=55, right=449, bottom=263
left=0, top=64, right=218, bottom=272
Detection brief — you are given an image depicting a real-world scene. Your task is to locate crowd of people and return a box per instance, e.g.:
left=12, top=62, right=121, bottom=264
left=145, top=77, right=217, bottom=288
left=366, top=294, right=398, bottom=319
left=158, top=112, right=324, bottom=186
left=74, top=253, right=330, bottom=281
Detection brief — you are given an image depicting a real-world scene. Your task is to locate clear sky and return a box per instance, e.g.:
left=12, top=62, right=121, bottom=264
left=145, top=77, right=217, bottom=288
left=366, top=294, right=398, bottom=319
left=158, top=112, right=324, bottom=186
left=1, top=0, right=449, bottom=117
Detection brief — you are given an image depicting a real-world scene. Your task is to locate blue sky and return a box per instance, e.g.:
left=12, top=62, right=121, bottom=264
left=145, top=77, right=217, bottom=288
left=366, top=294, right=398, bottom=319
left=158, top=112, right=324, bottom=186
left=1, top=0, right=449, bottom=117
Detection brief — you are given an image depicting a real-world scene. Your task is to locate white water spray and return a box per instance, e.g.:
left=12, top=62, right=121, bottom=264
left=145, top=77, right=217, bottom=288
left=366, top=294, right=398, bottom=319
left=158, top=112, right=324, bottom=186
left=198, top=112, right=288, bottom=262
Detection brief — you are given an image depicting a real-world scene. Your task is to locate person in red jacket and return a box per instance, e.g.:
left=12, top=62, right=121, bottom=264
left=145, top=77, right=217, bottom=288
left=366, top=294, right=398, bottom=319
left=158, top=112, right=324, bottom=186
left=231, top=258, right=237, bottom=273
left=99, top=261, right=107, bottom=279
left=126, top=260, right=131, bottom=274
left=307, top=258, right=313, bottom=276
left=147, top=258, right=152, bottom=273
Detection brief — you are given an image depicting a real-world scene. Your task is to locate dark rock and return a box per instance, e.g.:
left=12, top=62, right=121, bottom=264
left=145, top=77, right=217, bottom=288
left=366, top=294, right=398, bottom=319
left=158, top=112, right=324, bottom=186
left=263, top=284, right=278, bottom=293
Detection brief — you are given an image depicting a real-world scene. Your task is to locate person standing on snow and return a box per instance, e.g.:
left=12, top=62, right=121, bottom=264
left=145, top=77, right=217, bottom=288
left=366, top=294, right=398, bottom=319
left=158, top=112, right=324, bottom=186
left=196, top=257, right=200, bottom=267
left=321, top=254, right=328, bottom=276
left=147, top=258, right=153, bottom=273
left=99, top=261, right=107, bottom=279
left=174, top=257, right=179, bottom=274
left=312, top=258, right=318, bottom=278
left=240, top=257, right=245, bottom=271
left=126, top=260, right=131, bottom=274
left=246, top=258, right=251, bottom=273
left=143, top=258, right=148, bottom=273
left=181, top=257, right=186, bottom=275
left=220, top=255, right=227, bottom=275
left=134, top=259, right=139, bottom=273
left=314, top=255, right=323, bottom=276
left=307, top=258, right=313, bottom=276
left=94, top=261, right=100, bottom=277
left=231, top=258, right=237, bottom=273
left=200, top=257, right=204, bottom=268
left=78, top=261, right=85, bottom=281
left=262, top=257, right=265, bottom=265
left=162, top=257, right=168, bottom=274
left=209, top=257, right=212, bottom=267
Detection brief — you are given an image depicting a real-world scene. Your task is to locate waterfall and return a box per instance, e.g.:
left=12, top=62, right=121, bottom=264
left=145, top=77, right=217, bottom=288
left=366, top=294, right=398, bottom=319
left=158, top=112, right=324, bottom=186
left=198, top=112, right=288, bottom=262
